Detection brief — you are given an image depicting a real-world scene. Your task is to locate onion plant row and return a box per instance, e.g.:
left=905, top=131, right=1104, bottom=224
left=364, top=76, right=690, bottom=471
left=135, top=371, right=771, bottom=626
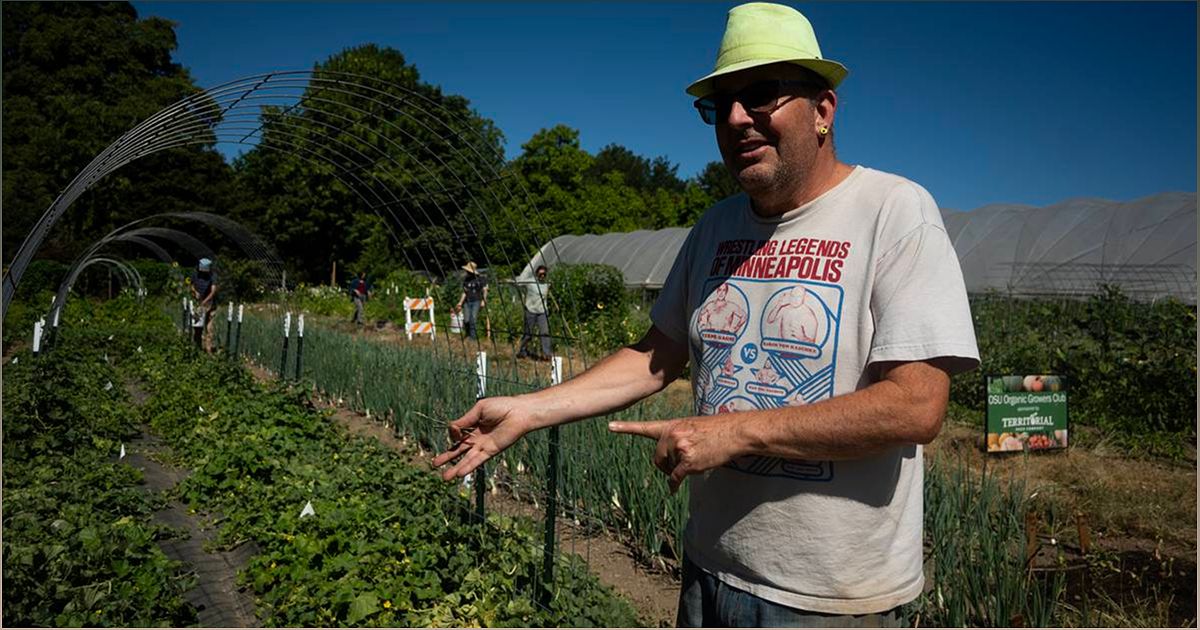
left=227, top=307, right=1073, bottom=626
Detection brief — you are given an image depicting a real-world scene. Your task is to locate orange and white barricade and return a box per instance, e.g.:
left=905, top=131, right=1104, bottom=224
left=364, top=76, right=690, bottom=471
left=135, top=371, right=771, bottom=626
left=404, top=296, right=436, bottom=340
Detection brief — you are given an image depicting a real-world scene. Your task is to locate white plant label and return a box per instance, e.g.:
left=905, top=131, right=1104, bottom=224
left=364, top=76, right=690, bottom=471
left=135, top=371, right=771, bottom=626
left=119, top=444, right=126, bottom=459
left=550, top=356, right=564, bottom=386
left=299, top=500, right=316, bottom=518
left=105, top=381, right=113, bottom=391
left=32, top=320, right=43, bottom=353
left=238, top=304, right=244, bottom=323
left=298, top=314, right=305, bottom=337
left=227, top=302, right=233, bottom=322
left=475, top=352, right=487, bottom=399
left=283, top=312, right=292, bottom=337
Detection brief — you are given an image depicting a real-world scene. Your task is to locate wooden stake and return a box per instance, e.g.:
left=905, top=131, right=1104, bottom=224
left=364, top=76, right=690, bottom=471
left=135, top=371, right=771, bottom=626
left=1025, top=510, right=1040, bottom=569
left=1076, top=511, right=1091, bottom=556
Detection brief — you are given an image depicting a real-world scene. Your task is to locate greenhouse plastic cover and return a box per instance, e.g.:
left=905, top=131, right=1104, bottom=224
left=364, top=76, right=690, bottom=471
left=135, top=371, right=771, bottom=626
left=524, top=192, right=1195, bottom=302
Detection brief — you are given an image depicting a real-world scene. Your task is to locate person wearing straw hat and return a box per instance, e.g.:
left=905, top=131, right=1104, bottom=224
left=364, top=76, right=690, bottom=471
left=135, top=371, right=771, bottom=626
left=455, top=261, right=488, bottom=340
left=434, top=3, right=978, bottom=626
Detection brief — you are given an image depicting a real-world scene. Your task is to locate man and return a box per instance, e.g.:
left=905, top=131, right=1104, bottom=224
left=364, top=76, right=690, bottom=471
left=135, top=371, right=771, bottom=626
left=515, top=265, right=551, bottom=361
left=190, top=258, right=218, bottom=353
left=455, top=261, right=488, bottom=340
left=350, top=271, right=369, bottom=326
left=433, top=3, right=978, bottom=627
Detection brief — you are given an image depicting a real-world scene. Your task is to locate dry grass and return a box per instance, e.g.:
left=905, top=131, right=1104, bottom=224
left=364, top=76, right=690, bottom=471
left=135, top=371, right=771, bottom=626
left=929, top=420, right=1196, bottom=554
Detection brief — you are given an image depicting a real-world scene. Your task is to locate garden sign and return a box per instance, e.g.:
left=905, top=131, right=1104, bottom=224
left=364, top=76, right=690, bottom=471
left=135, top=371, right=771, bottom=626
left=986, top=375, right=1068, bottom=453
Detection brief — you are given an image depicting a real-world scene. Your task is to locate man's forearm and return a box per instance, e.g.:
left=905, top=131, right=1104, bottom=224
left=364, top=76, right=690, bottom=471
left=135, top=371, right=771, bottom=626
left=718, top=361, right=950, bottom=461
left=524, top=342, right=682, bottom=431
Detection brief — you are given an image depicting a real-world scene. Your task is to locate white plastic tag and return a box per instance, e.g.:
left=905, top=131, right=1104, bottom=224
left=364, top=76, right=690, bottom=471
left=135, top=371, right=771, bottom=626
left=550, top=356, right=563, bottom=386
left=299, top=500, right=315, bottom=518
left=475, top=352, right=487, bottom=399
left=119, top=444, right=126, bottom=459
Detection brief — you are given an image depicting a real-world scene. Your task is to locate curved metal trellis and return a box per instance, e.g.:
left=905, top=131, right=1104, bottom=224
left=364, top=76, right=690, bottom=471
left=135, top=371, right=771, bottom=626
left=1, top=68, right=677, bottom=614
left=59, top=256, right=145, bottom=305
left=3, top=70, right=589, bottom=371
left=49, top=212, right=284, bottom=327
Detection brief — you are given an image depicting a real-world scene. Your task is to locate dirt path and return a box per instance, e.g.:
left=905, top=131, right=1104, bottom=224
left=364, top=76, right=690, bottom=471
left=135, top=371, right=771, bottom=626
left=244, top=361, right=681, bottom=627
left=123, top=380, right=260, bottom=628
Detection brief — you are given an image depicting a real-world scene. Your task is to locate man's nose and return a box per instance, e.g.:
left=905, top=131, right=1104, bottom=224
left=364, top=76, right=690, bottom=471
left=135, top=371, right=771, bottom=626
left=724, top=99, right=754, bottom=128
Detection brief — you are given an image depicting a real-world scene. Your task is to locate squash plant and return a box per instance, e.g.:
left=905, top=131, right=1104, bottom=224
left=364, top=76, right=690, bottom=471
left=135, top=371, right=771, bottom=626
left=128, top=303, right=643, bottom=627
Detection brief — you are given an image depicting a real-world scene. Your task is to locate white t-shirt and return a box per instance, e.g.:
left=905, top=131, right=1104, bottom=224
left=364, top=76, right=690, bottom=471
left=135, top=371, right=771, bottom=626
left=650, top=165, right=979, bottom=614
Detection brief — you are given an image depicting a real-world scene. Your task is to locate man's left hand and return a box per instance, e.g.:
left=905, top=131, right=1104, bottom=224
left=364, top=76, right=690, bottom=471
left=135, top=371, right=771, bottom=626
left=608, top=417, right=741, bottom=493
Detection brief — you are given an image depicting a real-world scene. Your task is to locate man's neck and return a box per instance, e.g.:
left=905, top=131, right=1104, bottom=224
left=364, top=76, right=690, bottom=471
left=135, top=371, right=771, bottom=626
left=750, top=156, right=853, bottom=217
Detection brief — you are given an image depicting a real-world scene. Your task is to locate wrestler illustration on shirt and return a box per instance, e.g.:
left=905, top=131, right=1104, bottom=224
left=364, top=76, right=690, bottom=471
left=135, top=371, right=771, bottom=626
left=698, top=282, right=748, bottom=335
left=764, top=286, right=821, bottom=343
left=721, top=354, right=737, bottom=377
left=717, top=396, right=756, bottom=415
left=753, top=360, right=782, bottom=385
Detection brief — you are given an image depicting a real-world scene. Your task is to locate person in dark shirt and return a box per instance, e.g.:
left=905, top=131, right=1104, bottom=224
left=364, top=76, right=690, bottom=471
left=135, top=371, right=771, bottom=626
left=350, top=271, right=370, bottom=326
left=455, top=261, right=488, bottom=339
left=190, top=258, right=219, bottom=353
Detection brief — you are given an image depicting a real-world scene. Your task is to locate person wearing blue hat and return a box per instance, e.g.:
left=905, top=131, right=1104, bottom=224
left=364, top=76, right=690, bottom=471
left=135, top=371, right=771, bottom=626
left=190, top=258, right=219, bottom=352
left=434, top=4, right=979, bottom=626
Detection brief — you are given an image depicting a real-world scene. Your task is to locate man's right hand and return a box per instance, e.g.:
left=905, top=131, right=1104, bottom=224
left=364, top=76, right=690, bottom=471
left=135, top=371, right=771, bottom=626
left=431, top=396, right=540, bottom=481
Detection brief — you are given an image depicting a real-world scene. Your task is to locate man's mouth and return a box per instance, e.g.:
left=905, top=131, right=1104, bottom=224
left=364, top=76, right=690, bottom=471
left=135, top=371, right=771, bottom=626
left=734, top=139, right=770, bottom=159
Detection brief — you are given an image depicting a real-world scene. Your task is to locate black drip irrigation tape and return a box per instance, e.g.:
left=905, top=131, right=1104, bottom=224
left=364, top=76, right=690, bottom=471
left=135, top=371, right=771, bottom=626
left=122, top=416, right=260, bottom=627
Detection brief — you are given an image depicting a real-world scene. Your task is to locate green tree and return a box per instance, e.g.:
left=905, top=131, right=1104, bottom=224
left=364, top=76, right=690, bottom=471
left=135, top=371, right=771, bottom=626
left=229, top=44, right=506, bottom=282
left=2, top=1, right=235, bottom=262
left=696, top=160, right=741, bottom=202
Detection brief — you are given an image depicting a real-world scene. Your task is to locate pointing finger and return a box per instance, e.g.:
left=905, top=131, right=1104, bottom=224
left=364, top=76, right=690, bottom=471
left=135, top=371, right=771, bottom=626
left=608, top=420, right=669, bottom=440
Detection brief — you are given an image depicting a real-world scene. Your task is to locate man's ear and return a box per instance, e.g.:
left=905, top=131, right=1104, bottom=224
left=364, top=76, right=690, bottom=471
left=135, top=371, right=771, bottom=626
left=813, top=89, right=838, bottom=134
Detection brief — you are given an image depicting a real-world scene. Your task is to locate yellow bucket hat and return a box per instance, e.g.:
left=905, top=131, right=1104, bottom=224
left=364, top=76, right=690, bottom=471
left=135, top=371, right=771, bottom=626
left=686, top=2, right=849, bottom=98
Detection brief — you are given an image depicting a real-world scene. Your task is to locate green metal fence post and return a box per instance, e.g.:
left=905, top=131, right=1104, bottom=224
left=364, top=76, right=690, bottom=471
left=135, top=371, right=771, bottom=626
left=540, top=356, right=564, bottom=607
left=225, top=301, right=233, bottom=358
left=474, top=351, right=487, bottom=524
left=231, top=304, right=243, bottom=358
left=295, top=313, right=305, bottom=381
left=279, top=311, right=291, bottom=380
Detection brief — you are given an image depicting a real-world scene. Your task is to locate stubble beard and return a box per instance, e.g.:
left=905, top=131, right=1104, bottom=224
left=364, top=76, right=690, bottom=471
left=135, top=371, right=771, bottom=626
left=729, top=147, right=804, bottom=211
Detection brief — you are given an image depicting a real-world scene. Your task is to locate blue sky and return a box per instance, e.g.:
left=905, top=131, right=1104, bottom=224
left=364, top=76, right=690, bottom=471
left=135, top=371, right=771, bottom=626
left=132, top=1, right=1196, bottom=212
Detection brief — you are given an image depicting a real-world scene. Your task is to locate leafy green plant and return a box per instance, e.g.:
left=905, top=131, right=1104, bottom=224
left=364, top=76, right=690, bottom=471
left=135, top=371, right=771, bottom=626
left=123, top=304, right=644, bottom=626
left=2, top=297, right=198, bottom=627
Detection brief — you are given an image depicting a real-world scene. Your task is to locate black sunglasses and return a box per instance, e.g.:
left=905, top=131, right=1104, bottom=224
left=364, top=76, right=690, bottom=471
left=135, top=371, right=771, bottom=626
left=693, top=79, right=819, bottom=125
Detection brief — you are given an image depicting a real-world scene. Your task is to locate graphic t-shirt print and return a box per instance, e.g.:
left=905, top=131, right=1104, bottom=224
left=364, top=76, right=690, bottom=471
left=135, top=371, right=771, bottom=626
left=691, top=237, right=849, bottom=482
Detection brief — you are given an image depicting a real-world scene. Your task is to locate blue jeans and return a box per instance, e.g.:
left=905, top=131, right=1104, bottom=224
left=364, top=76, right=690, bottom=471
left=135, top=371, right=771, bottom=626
left=677, top=555, right=906, bottom=628
left=461, top=300, right=481, bottom=339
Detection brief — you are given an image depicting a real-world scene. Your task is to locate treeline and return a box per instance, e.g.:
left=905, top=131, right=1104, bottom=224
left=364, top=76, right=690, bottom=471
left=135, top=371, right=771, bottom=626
left=2, top=2, right=738, bottom=287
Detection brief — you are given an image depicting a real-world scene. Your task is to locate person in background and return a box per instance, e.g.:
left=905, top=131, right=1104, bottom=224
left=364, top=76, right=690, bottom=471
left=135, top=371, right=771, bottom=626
left=433, top=3, right=979, bottom=627
left=515, top=265, right=551, bottom=361
left=190, top=257, right=218, bottom=353
left=455, top=261, right=488, bottom=340
left=350, top=271, right=369, bottom=326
